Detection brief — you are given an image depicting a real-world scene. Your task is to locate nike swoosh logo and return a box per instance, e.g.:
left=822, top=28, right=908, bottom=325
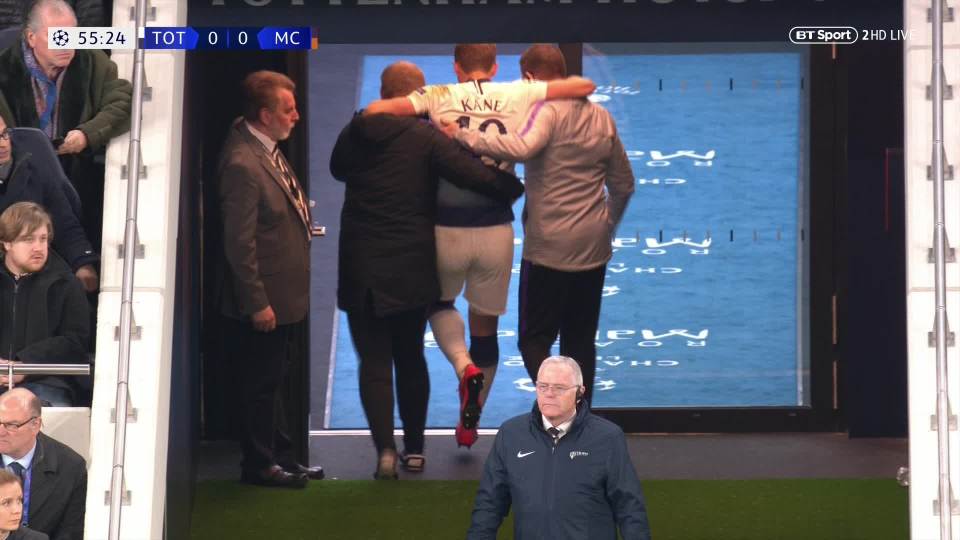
left=517, top=451, right=535, bottom=458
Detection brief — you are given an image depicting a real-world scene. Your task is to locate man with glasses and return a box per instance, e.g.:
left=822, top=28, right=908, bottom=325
left=0, top=0, right=132, bottom=254
left=468, top=356, right=651, bottom=540
left=0, top=387, right=86, bottom=540
left=0, top=117, right=99, bottom=293
left=0, top=202, right=89, bottom=407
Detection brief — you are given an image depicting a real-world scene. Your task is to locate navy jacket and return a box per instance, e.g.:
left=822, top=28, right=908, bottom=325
left=330, top=113, right=523, bottom=317
left=468, top=402, right=652, bottom=540
left=1, top=145, right=97, bottom=271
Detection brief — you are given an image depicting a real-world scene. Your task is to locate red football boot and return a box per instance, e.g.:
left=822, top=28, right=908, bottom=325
left=455, top=422, right=479, bottom=449
left=459, top=364, right=485, bottom=430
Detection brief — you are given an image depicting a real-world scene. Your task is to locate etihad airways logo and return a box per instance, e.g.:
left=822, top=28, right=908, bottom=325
left=569, top=451, right=589, bottom=460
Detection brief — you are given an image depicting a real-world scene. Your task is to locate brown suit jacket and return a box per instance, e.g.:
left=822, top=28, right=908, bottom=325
left=216, top=118, right=311, bottom=325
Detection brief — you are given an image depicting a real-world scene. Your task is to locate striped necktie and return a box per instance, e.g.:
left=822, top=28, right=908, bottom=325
left=270, top=146, right=310, bottom=231
left=547, top=427, right=561, bottom=446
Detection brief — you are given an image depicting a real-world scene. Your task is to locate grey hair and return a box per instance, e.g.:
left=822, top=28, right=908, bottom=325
left=26, top=0, right=76, bottom=33
left=538, top=355, right=584, bottom=387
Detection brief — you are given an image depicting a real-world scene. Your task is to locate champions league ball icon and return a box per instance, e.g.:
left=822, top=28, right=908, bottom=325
left=52, top=29, right=70, bottom=47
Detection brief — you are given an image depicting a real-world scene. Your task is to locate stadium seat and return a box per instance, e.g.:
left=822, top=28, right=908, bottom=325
left=40, top=407, right=91, bottom=464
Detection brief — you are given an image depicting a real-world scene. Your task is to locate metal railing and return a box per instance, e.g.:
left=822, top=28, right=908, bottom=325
left=929, top=1, right=954, bottom=538
left=2, top=363, right=91, bottom=391
left=108, top=0, right=149, bottom=537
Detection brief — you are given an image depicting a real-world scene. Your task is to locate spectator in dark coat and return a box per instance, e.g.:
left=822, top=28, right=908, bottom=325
left=0, top=118, right=97, bottom=291
left=0, top=388, right=85, bottom=540
left=0, top=202, right=88, bottom=406
left=0, top=0, right=131, bottom=253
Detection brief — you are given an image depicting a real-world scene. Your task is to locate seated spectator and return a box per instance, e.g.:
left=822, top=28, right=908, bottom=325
left=0, top=388, right=85, bottom=540
left=0, top=0, right=132, bottom=252
left=0, top=117, right=98, bottom=292
left=0, top=469, right=48, bottom=539
left=0, top=202, right=89, bottom=406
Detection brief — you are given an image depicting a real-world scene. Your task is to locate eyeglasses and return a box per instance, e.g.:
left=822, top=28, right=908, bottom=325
left=0, top=129, right=10, bottom=141
left=0, top=417, right=36, bottom=432
left=535, top=383, right=576, bottom=394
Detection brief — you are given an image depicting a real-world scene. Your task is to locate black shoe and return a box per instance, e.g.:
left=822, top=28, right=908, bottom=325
left=280, top=462, right=325, bottom=480
left=374, top=448, right=398, bottom=480
left=240, top=465, right=308, bottom=488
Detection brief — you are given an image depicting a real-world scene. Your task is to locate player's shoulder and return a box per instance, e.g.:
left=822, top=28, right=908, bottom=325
left=489, top=79, right=544, bottom=93
left=412, top=84, right=455, bottom=99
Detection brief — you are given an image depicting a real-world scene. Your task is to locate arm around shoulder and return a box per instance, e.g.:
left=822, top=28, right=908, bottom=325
left=428, top=129, right=524, bottom=202
left=545, top=76, right=596, bottom=100
left=363, top=97, right=416, bottom=117
left=454, top=102, right=556, bottom=162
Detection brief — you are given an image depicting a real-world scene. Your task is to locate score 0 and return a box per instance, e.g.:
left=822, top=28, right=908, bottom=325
left=194, top=27, right=259, bottom=50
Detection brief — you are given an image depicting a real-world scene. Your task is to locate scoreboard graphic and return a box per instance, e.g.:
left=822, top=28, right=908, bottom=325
left=48, top=26, right=315, bottom=50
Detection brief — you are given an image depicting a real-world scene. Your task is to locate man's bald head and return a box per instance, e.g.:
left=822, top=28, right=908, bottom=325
left=0, top=388, right=42, bottom=460
left=0, top=388, right=41, bottom=418
left=380, top=61, right=426, bottom=100
left=520, top=44, right=567, bottom=81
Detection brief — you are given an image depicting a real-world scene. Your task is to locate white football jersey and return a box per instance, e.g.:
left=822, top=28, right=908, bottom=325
left=407, top=79, right=548, bottom=172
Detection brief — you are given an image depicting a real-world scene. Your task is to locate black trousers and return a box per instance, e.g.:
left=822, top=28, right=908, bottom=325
left=518, top=259, right=606, bottom=402
left=346, top=305, right=429, bottom=455
left=223, top=316, right=296, bottom=472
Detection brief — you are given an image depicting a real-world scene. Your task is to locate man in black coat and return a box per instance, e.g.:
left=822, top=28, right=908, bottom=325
left=330, top=61, right=524, bottom=478
left=0, top=117, right=98, bottom=292
left=0, top=388, right=86, bottom=540
left=0, top=202, right=89, bottom=406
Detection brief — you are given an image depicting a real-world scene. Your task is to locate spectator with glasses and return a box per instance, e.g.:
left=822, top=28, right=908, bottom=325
left=0, top=0, right=132, bottom=255
left=467, top=355, right=651, bottom=540
left=0, top=117, right=99, bottom=292
left=0, top=388, right=86, bottom=540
